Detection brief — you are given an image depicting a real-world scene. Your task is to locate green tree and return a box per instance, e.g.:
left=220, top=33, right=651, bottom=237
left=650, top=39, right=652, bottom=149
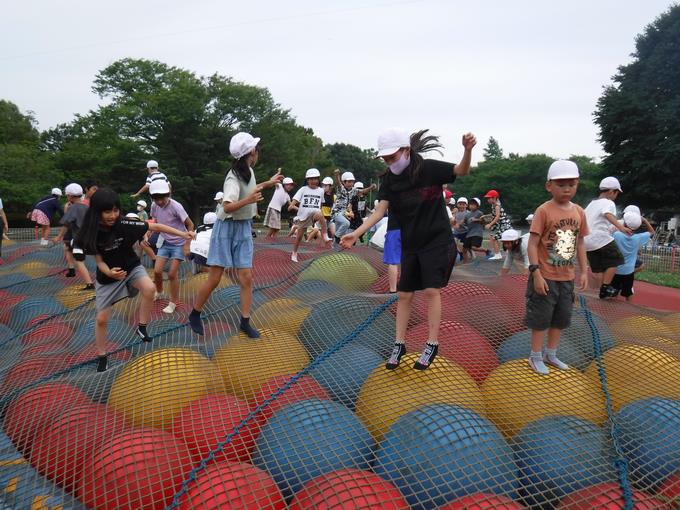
left=594, top=5, right=680, bottom=210
left=325, top=143, right=384, bottom=184
left=483, top=136, right=504, bottom=161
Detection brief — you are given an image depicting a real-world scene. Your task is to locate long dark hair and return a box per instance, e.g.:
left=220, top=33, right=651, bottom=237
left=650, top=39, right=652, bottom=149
left=75, top=188, right=121, bottom=253
left=232, top=151, right=254, bottom=183
left=380, top=129, right=444, bottom=184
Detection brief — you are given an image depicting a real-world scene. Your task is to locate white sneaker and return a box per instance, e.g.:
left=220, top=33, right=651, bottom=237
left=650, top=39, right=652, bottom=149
left=528, top=357, right=550, bottom=375
left=40, top=239, right=49, bottom=246
left=162, top=302, right=176, bottom=314
left=291, top=252, right=298, bottom=262
left=490, top=253, right=503, bottom=260
left=544, top=355, right=569, bottom=370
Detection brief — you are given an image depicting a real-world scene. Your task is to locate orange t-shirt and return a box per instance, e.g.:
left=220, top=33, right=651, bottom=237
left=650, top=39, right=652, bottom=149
left=529, top=200, right=589, bottom=282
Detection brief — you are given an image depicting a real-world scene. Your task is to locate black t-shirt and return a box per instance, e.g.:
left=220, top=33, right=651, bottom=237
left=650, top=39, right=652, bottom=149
left=378, top=159, right=455, bottom=251
left=93, top=219, right=149, bottom=284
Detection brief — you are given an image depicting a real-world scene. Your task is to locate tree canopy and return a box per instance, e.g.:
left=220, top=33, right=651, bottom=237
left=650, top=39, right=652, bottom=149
left=594, top=4, right=680, bottom=210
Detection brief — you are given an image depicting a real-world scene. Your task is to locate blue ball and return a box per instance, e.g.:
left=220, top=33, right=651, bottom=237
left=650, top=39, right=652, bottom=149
left=564, top=309, right=615, bottom=358
left=286, top=279, right=341, bottom=299
left=0, top=324, right=14, bottom=342
left=373, top=404, right=517, bottom=510
left=69, top=318, right=133, bottom=351
left=616, top=397, right=680, bottom=490
left=497, top=330, right=589, bottom=369
left=310, top=343, right=383, bottom=409
left=9, top=297, right=67, bottom=331
left=252, top=398, right=374, bottom=499
left=298, top=295, right=395, bottom=359
left=0, top=273, right=31, bottom=289
left=512, top=415, right=616, bottom=509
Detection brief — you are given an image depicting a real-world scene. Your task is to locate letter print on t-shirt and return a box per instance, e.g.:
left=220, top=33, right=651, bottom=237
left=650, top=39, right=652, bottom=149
left=547, top=218, right=579, bottom=267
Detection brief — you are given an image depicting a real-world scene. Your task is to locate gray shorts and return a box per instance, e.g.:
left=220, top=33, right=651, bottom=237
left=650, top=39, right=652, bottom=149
left=524, top=277, right=574, bottom=330
left=95, top=265, right=148, bottom=312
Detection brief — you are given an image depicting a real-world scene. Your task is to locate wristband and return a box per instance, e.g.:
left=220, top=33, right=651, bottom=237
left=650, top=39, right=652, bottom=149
left=528, top=264, right=540, bottom=273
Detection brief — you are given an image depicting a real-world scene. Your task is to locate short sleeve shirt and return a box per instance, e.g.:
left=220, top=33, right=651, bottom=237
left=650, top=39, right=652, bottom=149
left=465, top=210, right=484, bottom=237
left=530, top=200, right=589, bottom=281
left=292, top=186, right=325, bottom=221
left=218, top=169, right=257, bottom=221
left=378, top=159, right=456, bottom=251
left=502, top=233, right=530, bottom=270
left=454, top=211, right=470, bottom=233
left=0, top=198, right=3, bottom=210
left=150, top=198, right=188, bottom=246
left=146, top=171, right=169, bottom=185
left=583, top=198, right=617, bottom=251
left=60, top=202, right=88, bottom=240
left=93, top=219, right=149, bottom=285
left=331, top=186, right=357, bottom=215
left=267, top=183, right=291, bottom=212
left=613, top=231, right=651, bottom=275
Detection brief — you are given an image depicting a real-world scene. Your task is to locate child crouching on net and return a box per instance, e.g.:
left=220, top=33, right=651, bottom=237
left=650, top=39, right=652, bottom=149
left=74, top=188, right=195, bottom=372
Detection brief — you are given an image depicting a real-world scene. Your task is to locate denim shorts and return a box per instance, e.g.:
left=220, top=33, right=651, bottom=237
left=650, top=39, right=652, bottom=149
left=207, top=218, right=253, bottom=269
left=157, top=243, right=185, bottom=261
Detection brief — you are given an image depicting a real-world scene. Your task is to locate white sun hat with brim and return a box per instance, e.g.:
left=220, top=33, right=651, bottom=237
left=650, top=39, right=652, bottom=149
left=341, top=171, right=355, bottom=182
left=547, top=160, right=580, bottom=180
left=376, top=128, right=410, bottom=157
left=229, top=132, right=260, bottom=159
left=137, top=200, right=147, bottom=208
left=305, top=168, right=321, bottom=179
left=149, top=180, right=171, bottom=195
left=599, top=176, right=622, bottom=192
left=353, top=181, right=364, bottom=189
left=321, top=177, right=333, bottom=185
left=501, top=229, right=520, bottom=242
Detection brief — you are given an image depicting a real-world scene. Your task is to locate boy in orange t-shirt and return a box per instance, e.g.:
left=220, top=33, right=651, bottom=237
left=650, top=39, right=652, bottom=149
left=525, top=160, right=589, bottom=375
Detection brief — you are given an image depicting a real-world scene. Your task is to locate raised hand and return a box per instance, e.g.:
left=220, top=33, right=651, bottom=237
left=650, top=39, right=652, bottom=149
left=462, top=133, right=477, bottom=151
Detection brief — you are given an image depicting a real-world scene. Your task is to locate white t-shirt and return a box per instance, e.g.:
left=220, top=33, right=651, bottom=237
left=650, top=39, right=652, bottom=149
left=267, top=183, right=291, bottom=212
left=584, top=198, right=617, bottom=251
left=292, top=186, right=324, bottom=221
left=190, top=227, right=213, bottom=258
left=0, top=198, right=3, bottom=210
left=503, top=233, right=530, bottom=270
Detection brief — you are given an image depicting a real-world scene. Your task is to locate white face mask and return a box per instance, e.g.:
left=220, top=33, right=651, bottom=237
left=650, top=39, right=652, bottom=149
left=389, top=152, right=410, bottom=175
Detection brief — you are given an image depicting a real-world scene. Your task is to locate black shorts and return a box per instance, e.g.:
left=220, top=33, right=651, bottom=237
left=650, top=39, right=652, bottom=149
left=587, top=241, right=625, bottom=273
left=524, top=277, right=575, bottom=331
left=398, top=240, right=456, bottom=292
left=611, top=272, right=635, bottom=297
left=463, top=236, right=483, bottom=249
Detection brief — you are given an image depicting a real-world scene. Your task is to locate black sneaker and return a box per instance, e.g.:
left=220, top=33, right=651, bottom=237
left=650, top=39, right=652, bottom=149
left=599, top=284, right=619, bottom=299
left=385, top=343, right=406, bottom=370
left=413, top=343, right=439, bottom=370
left=82, top=283, right=95, bottom=291
left=96, top=354, right=108, bottom=372
left=188, top=309, right=204, bottom=336
left=65, top=268, right=76, bottom=278
left=135, top=325, right=153, bottom=342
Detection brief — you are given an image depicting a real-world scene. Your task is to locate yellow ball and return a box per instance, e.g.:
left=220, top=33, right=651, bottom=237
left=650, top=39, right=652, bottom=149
left=298, top=252, right=378, bottom=292
left=251, top=298, right=311, bottom=336
left=585, top=345, right=680, bottom=412
left=109, top=348, right=217, bottom=429
left=213, top=328, right=310, bottom=400
left=183, top=271, right=232, bottom=298
left=482, top=359, right=606, bottom=438
left=356, top=353, right=485, bottom=442
left=610, top=315, right=673, bottom=342
left=15, top=261, right=51, bottom=278
left=661, top=313, right=680, bottom=340
left=55, top=284, right=95, bottom=309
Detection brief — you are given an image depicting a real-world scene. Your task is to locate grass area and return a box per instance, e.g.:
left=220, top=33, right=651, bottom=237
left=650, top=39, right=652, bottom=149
left=635, top=270, right=680, bottom=289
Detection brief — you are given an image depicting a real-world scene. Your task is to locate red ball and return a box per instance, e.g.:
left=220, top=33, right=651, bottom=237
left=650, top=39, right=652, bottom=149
left=556, top=482, right=667, bottom=509
left=176, top=460, right=285, bottom=509
left=25, top=313, right=53, bottom=329
left=658, top=472, right=680, bottom=505
left=21, top=341, right=68, bottom=358
left=253, top=248, right=297, bottom=286
left=67, top=342, right=132, bottom=363
left=0, top=292, right=25, bottom=324
left=29, top=403, right=128, bottom=490
left=21, top=321, right=73, bottom=346
left=288, top=468, right=410, bottom=510
left=406, top=320, right=498, bottom=384
left=410, top=281, right=495, bottom=322
left=4, top=382, right=90, bottom=454
left=77, top=428, right=194, bottom=510
left=438, top=493, right=525, bottom=509
left=444, top=295, right=521, bottom=346
left=171, top=393, right=263, bottom=464
left=248, top=374, right=331, bottom=422
left=0, top=354, right=72, bottom=395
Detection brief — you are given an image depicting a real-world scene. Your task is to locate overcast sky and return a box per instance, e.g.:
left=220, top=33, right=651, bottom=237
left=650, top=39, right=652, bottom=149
left=1, top=1, right=675, bottom=164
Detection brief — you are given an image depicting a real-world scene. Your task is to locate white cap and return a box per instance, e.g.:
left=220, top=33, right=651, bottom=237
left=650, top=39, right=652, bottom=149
left=501, top=229, right=520, bottom=242
left=341, top=171, right=355, bottom=182
left=137, top=200, right=147, bottom=208
left=457, top=197, right=468, bottom=204
left=282, top=177, right=294, bottom=185
left=353, top=181, right=364, bottom=189
left=51, top=188, right=62, bottom=196
left=229, top=132, right=260, bottom=159
left=305, top=168, right=321, bottom=179
left=525, top=214, right=534, bottom=222
left=146, top=160, right=159, bottom=169
left=623, top=205, right=640, bottom=215
left=376, top=128, right=410, bottom=157
left=203, top=212, right=218, bottom=225
left=547, top=160, right=580, bottom=180
left=214, top=191, right=224, bottom=201
left=623, top=211, right=642, bottom=230
left=64, top=183, right=83, bottom=196
left=125, top=212, right=140, bottom=220
left=321, top=176, right=333, bottom=185
left=448, top=198, right=457, bottom=205
left=471, top=197, right=481, bottom=206
left=149, top=180, right=171, bottom=195
left=599, top=176, right=622, bottom=192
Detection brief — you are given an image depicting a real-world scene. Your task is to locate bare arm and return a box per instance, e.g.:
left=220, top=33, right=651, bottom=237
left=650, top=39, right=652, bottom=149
left=333, top=169, right=342, bottom=187
left=1, top=208, right=10, bottom=231
left=288, top=199, right=299, bottom=212
left=453, top=133, right=477, bottom=176
left=576, top=236, right=589, bottom=291
left=605, top=212, right=632, bottom=235
left=527, top=232, right=549, bottom=295
left=357, top=184, right=377, bottom=196
left=95, top=254, right=126, bottom=281
left=183, top=216, right=195, bottom=232
left=131, top=183, right=149, bottom=198
left=641, top=217, right=655, bottom=235
left=340, top=200, right=389, bottom=248
left=147, top=222, right=195, bottom=240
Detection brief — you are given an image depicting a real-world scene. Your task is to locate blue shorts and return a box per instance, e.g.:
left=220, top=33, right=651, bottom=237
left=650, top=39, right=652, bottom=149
left=157, top=243, right=185, bottom=261
left=207, top=218, right=253, bottom=269
left=383, top=229, right=402, bottom=265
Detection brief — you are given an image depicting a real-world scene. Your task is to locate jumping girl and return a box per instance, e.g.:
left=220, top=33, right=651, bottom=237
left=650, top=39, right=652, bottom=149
left=341, top=128, right=476, bottom=370
left=74, top=188, right=195, bottom=372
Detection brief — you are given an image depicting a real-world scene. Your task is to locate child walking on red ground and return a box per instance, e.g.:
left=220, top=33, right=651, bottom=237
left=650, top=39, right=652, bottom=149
left=188, top=132, right=283, bottom=338
left=74, top=188, right=195, bottom=372
left=342, top=128, right=476, bottom=370
left=288, top=168, right=332, bottom=262
left=525, top=160, right=589, bottom=375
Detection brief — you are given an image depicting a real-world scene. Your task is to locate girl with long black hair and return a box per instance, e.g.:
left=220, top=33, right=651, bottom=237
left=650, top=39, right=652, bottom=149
left=341, top=128, right=476, bottom=370
left=75, top=188, right=195, bottom=371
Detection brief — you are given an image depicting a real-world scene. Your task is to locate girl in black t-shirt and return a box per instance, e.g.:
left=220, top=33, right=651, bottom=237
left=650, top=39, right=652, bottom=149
left=75, top=188, right=195, bottom=372
left=341, top=129, right=476, bottom=371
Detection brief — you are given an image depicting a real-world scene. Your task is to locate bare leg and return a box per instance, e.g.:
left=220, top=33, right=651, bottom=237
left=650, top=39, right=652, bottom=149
left=167, top=259, right=181, bottom=303
left=387, top=264, right=399, bottom=293
left=315, top=212, right=331, bottom=244
left=75, top=260, right=93, bottom=284
left=132, top=276, right=156, bottom=324
left=95, top=307, right=112, bottom=355
left=291, top=228, right=304, bottom=261
left=237, top=268, right=254, bottom=318
left=424, top=287, right=442, bottom=342
left=531, top=329, right=546, bottom=353
left=194, top=265, right=225, bottom=311
left=141, top=242, right=156, bottom=264
left=64, top=246, right=75, bottom=270
left=42, top=225, right=50, bottom=241
left=546, top=328, right=562, bottom=349
left=153, top=256, right=167, bottom=294
left=395, top=291, right=414, bottom=341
